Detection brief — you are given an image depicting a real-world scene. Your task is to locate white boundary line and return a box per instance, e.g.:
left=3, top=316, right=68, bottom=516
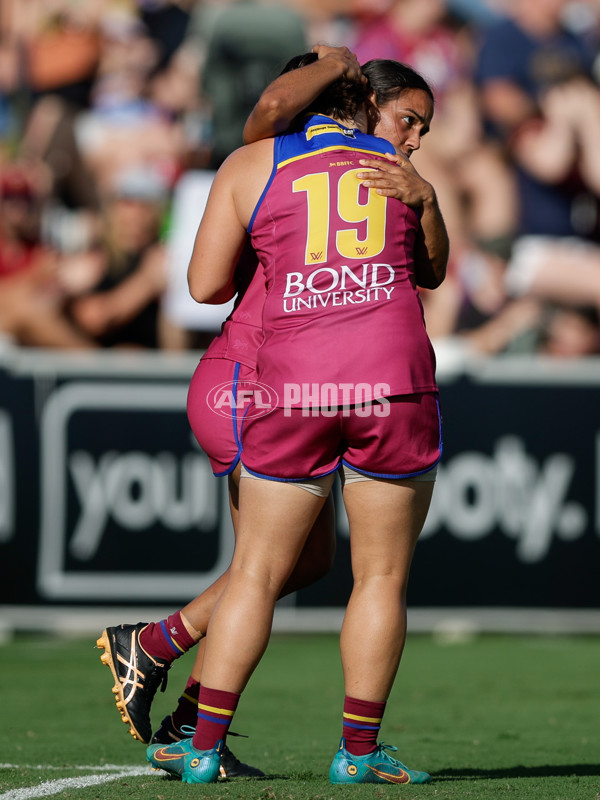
left=0, top=764, right=155, bottom=800
left=0, top=764, right=150, bottom=772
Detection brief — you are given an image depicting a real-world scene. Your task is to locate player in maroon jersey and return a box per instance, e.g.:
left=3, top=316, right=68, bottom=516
left=99, top=49, right=448, bottom=783
left=145, top=54, right=446, bottom=784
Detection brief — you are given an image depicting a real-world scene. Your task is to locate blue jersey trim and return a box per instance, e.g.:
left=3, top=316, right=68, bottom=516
left=248, top=115, right=395, bottom=236
left=276, top=114, right=395, bottom=163
left=248, top=149, right=278, bottom=233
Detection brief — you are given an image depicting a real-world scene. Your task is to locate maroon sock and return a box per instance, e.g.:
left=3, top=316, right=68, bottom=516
left=170, top=677, right=200, bottom=732
left=342, top=696, right=386, bottom=756
left=139, top=612, right=198, bottom=662
left=193, top=686, right=239, bottom=751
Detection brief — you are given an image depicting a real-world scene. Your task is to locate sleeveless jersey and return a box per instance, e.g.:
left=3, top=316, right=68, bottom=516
left=202, top=244, right=265, bottom=369
left=249, top=114, right=438, bottom=407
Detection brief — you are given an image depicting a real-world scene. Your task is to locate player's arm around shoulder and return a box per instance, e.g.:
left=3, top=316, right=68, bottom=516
left=188, top=140, right=274, bottom=304
left=414, top=190, right=449, bottom=290
left=357, top=152, right=449, bottom=289
left=243, top=45, right=365, bottom=144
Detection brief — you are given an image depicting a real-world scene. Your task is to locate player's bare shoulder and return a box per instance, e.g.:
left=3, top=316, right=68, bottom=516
left=224, top=139, right=275, bottom=224
left=220, top=137, right=274, bottom=173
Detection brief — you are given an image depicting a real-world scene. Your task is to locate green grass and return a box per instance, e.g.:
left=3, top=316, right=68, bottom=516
left=0, top=631, right=598, bottom=799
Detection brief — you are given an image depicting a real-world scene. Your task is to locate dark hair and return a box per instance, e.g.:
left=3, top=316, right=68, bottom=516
left=281, top=52, right=370, bottom=123
left=361, top=59, right=435, bottom=110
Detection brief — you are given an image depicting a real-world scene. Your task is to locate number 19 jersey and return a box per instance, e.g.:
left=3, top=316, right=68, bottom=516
left=249, top=114, right=438, bottom=407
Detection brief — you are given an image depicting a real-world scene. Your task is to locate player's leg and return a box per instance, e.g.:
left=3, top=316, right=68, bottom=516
left=329, top=475, right=434, bottom=785
left=340, top=477, right=433, bottom=699
left=99, top=385, right=336, bottom=756
left=149, top=467, right=265, bottom=777
left=100, top=470, right=334, bottom=757
left=151, top=465, right=335, bottom=776
left=96, top=359, right=241, bottom=744
left=148, top=474, right=329, bottom=783
left=150, top=465, right=242, bottom=748
left=152, top=463, right=335, bottom=719
left=167, top=357, right=336, bottom=634
left=200, top=473, right=328, bottom=692
left=226, top=461, right=337, bottom=596
left=329, top=394, right=440, bottom=785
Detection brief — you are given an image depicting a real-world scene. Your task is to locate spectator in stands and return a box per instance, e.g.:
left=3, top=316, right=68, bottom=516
left=185, top=0, right=308, bottom=168
left=65, top=164, right=170, bottom=349
left=537, top=303, right=600, bottom=357
left=0, top=0, right=27, bottom=148
left=475, top=0, right=600, bottom=320
left=425, top=247, right=545, bottom=355
left=476, top=0, right=599, bottom=241
left=14, top=0, right=104, bottom=211
left=135, top=0, right=194, bottom=74
left=0, top=159, right=94, bottom=348
left=1, top=0, right=600, bottom=359
left=73, top=5, right=185, bottom=198
left=23, top=0, right=103, bottom=110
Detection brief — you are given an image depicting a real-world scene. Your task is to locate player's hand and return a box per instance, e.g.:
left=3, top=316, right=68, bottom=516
left=311, top=44, right=366, bottom=86
left=356, top=152, right=435, bottom=208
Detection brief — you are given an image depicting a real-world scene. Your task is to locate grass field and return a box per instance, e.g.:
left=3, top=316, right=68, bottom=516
left=0, top=630, right=598, bottom=800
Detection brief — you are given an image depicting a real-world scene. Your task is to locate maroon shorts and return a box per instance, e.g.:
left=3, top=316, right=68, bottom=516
left=241, top=392, right=442, bottom=481
left=187, top=358, right=258, bottom=475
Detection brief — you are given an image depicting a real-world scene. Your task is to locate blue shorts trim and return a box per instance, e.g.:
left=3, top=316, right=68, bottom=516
left=212, top=361, right=246, bottom=477
left=341, top=455, right=441, bottom=480
left=342, top=392, right=443, bottom=479
left=240, top=460, right=340, bottom=483
left=212, top=457, right=240, bottom=478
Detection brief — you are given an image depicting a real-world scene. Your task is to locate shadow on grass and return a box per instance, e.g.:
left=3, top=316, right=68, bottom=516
left=160, top=773, right=292, bottom=782
left=434, top=764, right=600, bottom=780
left=157, top=765, right=600, bottom=783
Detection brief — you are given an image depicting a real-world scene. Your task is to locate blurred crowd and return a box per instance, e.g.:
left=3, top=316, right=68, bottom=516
left=1, top=0, right=600, bottom=357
